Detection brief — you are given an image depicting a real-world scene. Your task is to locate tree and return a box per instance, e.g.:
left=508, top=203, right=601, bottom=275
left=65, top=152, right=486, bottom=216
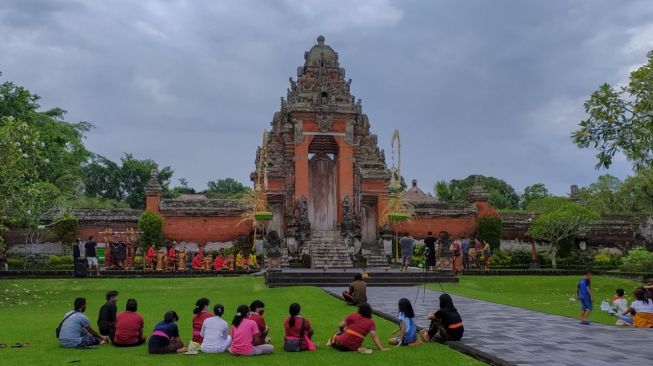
left=526, top=197, right=599, bottom=268
left=572, top=50, right=653, bottom=170
left=579, top=175, right=623, bottom=215
left=51, top=211, right=79, bottom=245
left=434, top=175, right=519, bottom=209
left=138, top=211, right=163, bottom=250
left=520, top=183, right=549, bottom=209
left=205, top=178, right=248, bottom=199
left=167, top=178, right=195, bottom=198
left=82, top=153, right=173, bottom=208
left=434, top=180, right=454, bottom=202
left=0, top=82, right=92, bottom=196
left=619, top=168, right=653, bottom=214
left=476, top=216, right=502, bottom=250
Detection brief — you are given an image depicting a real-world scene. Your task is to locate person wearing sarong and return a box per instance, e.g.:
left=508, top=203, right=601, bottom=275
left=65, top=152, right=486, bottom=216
left=627, top=288, right=653, bottom=328
left=421, top=294, right=464, bottom=342
left=327, top=303, right=386, bottom=353
left=450, top=240, right=463, bottom=275
left=213, top=254, right=225, bottom=271
left=148, top=311, right=185, bottom=354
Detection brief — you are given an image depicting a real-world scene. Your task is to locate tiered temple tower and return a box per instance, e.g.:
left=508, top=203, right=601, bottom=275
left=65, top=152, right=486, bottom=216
left=253, top=36, right=390, bottom=264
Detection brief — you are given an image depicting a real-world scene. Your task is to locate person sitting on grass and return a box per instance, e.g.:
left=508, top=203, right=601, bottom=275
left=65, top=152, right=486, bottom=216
left=342, top=273, right=367, bottom=305
left=58, top=297, right=109, bottom=348
left=200, top=304, right=232, bottom=353
left=148, top=311, right=186, bottom=354
left=191, top=253, right=203, bottom=271
left=214, top=253, right=225, bottom=271
left=327, top=303, right=387, bottom=353
left=247, top=300, right=270, bottom=345
left=420, top=294, right=464, bottom=342
left=611, top=288, right=632, bottom=326
left=626, top=288, right=653, bottom=328
left=113, top=298, right=146, bottom=347
left=229, top=304, right=274, bottom=356
left=389, top=298, right=418, bottom=346
left=192, top=298, right=212, bottom=343
left=97, top=290, right=118, bottom=340
left=235, top=251, right=246, bottom=269
left=577, top=271, right=593, bottom=325
left=249, top=253, right=259, bottom=268
left=283, top=303, right=315, bottom=352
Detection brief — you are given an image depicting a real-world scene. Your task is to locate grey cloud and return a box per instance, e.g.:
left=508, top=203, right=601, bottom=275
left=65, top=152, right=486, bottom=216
left=0, top=0, right=650, bottom=194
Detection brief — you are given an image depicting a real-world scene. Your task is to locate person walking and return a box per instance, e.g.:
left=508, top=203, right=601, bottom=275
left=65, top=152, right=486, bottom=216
left=577, top=271, right=593, bottom=325
left=424, top=232, right=437, bottom=271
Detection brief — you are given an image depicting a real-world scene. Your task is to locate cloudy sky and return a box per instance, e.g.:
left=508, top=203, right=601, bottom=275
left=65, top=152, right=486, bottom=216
left=2, top=0, right=652, bottom=195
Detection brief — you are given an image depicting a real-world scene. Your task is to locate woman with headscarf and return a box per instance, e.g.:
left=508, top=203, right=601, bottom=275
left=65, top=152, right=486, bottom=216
left=420, top=294, right=464, bottom=342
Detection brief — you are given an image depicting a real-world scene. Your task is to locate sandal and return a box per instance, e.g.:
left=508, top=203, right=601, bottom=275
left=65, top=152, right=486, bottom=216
left=11, top=343, right=24, bottom=348
left=0, top=343, right=7, bottom=348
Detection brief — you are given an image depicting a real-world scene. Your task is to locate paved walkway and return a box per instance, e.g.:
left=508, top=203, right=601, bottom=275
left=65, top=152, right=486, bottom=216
left=322, top=286, right=653, bottom=366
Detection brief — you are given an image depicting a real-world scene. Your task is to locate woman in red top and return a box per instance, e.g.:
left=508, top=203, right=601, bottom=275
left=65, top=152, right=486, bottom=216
left=328, top=303, right=386, bottom=353
left=283, top=303, right=315, bottom=351
left=146, top=245, right=156, bottom=264
left=192, top=298, right=212, bottom=343
left=113, top=298, right=146, bottom=347
left=191, top=254, right=203, bottom=270
left=214, top=254, right=225, bottom=271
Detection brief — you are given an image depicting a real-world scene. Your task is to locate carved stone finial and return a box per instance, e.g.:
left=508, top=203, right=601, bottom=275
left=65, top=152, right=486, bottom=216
left=317, top=35, right=325, bottom=45
left=144, top=168, right=163, bottom=196
left=466, top=175, right=489, bottom=202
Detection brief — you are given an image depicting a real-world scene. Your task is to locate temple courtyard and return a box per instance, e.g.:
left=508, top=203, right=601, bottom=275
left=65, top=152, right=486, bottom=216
left=1, top=275, right=651, bottom=366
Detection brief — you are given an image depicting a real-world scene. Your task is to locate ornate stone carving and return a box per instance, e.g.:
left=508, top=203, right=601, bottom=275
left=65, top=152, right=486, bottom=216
left=340, top=195, right=357, bottom=238
left=297, top=196, right=311, bottom=240
left=317, top=114, right=334, bottom=132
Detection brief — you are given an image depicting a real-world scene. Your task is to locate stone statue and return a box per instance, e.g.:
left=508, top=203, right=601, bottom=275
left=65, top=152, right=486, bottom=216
left=297, top=196, right=311, bottom=240
left=266, top=230, right=282, bottom=269
left=341, top=196, right=356, bottom=238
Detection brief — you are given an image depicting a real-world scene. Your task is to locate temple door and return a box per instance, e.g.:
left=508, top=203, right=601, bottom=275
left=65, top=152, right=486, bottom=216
left=308, top=153, right=337, bottom=231
left=361, top=203, right=377, bottom=246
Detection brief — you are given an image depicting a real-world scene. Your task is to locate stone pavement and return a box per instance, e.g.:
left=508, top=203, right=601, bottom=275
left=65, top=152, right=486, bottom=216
left=322, top=286, right=653, bottom=366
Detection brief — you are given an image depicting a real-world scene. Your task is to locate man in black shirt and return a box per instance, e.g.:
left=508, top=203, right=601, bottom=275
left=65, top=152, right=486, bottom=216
left=85, top=236, right=100, bottom=276
left=98, top=290, right=118, bottom=340
left=424, top=231, right=437, bottom=271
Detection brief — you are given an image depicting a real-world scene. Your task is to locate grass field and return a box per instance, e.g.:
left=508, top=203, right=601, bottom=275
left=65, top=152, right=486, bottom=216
left=0, top=276, right=483, bottom=366
left=430, top=275, right=643, bottom=325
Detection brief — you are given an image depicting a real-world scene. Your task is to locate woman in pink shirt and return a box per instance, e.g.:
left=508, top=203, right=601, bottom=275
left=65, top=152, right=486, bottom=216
left=229, top=305, right=274, bottom=356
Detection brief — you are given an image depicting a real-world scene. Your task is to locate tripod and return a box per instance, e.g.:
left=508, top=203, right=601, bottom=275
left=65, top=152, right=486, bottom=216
left=414, top=253, right=445, bottom=304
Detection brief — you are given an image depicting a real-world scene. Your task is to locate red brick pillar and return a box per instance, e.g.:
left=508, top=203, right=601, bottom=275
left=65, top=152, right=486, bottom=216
left=294, top=136, right=312, bottom=200
left=335, top=136, right=353, bottom=220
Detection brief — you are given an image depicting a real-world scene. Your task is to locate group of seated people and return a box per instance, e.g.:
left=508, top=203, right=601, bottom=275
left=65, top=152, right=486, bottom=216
left=608, top=285, right=653, bottom=328
left=144, top=244, right=260, bottom=272
left=57, top=285, right=464, bottom=355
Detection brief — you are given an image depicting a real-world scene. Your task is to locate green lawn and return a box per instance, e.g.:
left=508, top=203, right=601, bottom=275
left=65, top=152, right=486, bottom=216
left=431, top=275, right=643, bottom=325
left=0, top=276, right=483, bottom=366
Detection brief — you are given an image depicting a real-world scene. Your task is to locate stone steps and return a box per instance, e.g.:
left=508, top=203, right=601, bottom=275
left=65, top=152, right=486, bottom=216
left=265, top=270, right=459, bottom=287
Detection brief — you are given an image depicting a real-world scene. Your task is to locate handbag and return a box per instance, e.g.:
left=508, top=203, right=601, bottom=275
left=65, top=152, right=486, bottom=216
left=55, top=311, right=77, bottom=338
left=284, top=318, right=305, bottom=352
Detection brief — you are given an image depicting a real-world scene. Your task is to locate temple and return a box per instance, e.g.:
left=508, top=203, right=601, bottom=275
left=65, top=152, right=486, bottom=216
left=6, top=36, right=650, bottom=267
left=247, top=36, right=493, bottom=267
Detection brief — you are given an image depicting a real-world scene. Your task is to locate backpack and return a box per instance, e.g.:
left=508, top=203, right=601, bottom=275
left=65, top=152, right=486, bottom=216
left=55, top=311, right=77, bottom=338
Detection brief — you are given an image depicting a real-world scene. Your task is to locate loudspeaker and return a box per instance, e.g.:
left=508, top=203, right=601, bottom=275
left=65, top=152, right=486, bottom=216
left=74, top=258, right=88, bottom=277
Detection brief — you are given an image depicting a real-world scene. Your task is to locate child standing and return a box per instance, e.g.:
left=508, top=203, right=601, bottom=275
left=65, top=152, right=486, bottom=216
left=577, top=271, right=593, bottom=324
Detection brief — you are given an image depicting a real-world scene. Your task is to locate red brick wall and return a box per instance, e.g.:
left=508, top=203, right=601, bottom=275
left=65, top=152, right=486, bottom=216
left=162, top=216, right=250, bottom=244
left=395, top=216, right=478, bottom=240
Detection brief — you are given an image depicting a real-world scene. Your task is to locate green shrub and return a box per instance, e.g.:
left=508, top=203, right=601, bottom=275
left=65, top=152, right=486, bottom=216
left=476, top=216, right=502, bottom=250
left=490, top=250, right=512, bottom=266
left=138, top=212, right=163, bottom=250
left=619, top=247, right=653, bottom=272
left=510, top=250, right=532, bottom=265
left=412, top=242, right=426, bottom=265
